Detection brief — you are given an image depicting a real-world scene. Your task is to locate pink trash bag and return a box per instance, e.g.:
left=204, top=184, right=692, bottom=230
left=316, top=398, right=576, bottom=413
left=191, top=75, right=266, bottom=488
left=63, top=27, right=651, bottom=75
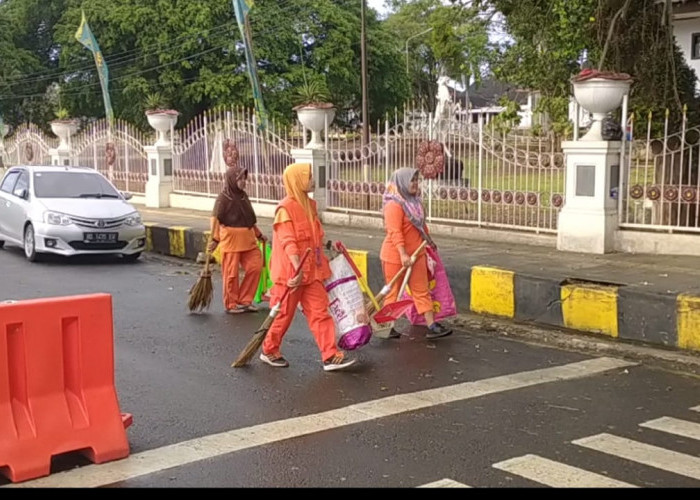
left=399, top=246, right=457, bottom=325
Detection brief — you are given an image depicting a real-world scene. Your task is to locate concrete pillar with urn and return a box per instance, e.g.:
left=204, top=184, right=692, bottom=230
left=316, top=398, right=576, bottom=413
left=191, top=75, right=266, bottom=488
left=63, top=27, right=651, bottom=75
left=49, top=120, right=79, bottom=166
left=292, top=105, right=335, bottom=211
left=145, top=110, right=178, bottom=208
left=557, top=75, right=631, bottom=254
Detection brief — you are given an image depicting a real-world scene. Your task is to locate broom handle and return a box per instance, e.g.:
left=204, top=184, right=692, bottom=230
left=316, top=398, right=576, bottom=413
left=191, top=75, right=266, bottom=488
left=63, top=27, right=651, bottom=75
left=376, top=240, right=427, bottom=301
left=268, top=248, right=312, bottom=320
left=203, top=222, right=216, bottom=274
left=336, top=241, right=380, bottom=311
left=397, top=264, right=413, bottom=299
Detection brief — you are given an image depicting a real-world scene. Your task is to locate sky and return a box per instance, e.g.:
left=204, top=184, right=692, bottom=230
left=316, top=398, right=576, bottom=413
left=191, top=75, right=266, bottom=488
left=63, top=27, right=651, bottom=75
left=368, top=0, right=390, bottom=17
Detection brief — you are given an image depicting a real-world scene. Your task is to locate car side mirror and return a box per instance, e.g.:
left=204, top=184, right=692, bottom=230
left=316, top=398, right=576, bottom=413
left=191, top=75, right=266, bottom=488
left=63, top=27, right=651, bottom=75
left=121, top=191, right=133, bottom=201
left=14, top=188, right=27, bottom=200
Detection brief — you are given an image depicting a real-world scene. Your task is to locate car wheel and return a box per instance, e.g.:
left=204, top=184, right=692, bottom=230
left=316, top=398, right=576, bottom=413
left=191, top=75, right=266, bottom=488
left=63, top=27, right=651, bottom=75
left=24, top=224, right=38, bottom=262
left=122, top=252, right=141, bottom=263
left=0, top=240, right=4, bottom=249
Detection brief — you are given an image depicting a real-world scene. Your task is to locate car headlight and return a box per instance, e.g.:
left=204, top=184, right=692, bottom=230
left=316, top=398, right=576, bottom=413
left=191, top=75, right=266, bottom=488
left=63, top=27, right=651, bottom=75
left=124, top=212, right=142, bottom=226
left=44, top=211, right=72, bottom=226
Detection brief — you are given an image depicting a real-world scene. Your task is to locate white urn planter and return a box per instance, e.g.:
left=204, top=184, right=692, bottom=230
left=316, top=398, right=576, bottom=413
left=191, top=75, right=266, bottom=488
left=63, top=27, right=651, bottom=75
left=572, top=75, right=632, bottom=141
left=294, top=104, right=335, bottom=149
left=146, top=110, right=179, bottom=147
left=50, top=120, right=80, bottom=152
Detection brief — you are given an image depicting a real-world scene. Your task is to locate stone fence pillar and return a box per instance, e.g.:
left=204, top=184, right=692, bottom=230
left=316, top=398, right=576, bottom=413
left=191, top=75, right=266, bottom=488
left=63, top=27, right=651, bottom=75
left=557, top=140, right=621, bottom=253
left=145, top=110, right=178, bottom=208
left=291, top=148, right=328, bottom=212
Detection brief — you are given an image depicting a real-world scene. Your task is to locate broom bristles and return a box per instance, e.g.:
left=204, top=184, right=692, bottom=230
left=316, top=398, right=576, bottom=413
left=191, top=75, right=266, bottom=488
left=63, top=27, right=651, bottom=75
left=188, top=272, right=213, bottom=313
left=232, top=316, right=274, bottom=367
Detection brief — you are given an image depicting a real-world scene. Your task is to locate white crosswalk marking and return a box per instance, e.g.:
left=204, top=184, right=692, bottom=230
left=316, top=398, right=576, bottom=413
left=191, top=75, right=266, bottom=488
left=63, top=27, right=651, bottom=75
left=492, top=454, right=636, bottom=488
left=573, top=433, right=700, bottom=480
left=640, top=417, right=700, bottom=441
left=418, top=478, right=470, bottom=488
left=3, top=357, right=635, bottom=488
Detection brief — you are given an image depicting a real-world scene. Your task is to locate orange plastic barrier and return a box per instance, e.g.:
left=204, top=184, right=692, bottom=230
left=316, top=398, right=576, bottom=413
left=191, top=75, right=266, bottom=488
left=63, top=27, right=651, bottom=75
left=0, top=293, right=131, bottom=483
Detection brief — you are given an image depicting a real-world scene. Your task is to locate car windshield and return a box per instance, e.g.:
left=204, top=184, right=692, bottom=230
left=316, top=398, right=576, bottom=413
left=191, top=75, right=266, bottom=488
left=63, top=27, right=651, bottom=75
left=33, top=171, right=121, bottom=199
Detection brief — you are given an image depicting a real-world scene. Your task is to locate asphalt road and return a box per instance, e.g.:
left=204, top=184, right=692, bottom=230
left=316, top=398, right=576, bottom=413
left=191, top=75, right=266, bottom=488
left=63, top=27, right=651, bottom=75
left=1, top=247, right=700, bottom=488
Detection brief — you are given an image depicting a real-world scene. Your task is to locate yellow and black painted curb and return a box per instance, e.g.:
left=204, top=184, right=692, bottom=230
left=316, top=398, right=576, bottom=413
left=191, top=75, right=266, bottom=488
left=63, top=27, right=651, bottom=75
left=144, top=224, right=700, bottom=355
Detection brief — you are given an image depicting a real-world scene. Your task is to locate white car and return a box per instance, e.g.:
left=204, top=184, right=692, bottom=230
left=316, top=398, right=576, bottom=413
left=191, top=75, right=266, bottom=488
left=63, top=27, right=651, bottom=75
left=0, top=165, right=146, bottom=262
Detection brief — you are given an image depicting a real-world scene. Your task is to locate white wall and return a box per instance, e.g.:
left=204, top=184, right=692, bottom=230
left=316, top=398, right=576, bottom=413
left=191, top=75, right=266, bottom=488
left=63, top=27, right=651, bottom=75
left=673, top=18, right=700, bottom=85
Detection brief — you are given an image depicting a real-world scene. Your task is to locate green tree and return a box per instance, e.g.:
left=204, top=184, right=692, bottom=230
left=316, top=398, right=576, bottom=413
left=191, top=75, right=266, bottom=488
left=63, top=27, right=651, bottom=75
left=384, top=0, right=493, bottom=110
left=0, top=0, right=68, bottom=128
left=490, top=0, right=700, bottom=134
left=0, top=0, right=409, bottom=132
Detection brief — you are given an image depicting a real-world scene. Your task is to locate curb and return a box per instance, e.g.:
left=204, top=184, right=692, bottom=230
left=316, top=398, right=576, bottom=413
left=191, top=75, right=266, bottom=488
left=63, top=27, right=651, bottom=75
left=143, top=223, right=700, bottom=356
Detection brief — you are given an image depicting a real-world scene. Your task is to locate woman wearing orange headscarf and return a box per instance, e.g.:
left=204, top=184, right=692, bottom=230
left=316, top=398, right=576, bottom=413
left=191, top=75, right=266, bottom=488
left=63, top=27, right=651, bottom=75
left=208, top=167, right=265, bottom=314
left=260, top=163, right=356, bottom=372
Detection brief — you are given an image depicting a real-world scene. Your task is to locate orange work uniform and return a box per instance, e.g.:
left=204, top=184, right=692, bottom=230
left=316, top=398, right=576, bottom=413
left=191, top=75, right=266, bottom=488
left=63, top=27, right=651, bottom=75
left=262, top=196, right=340, bottom=362
left=379, top=200, right=432, bottom=315
left=211, top=217, right=263, bottom=310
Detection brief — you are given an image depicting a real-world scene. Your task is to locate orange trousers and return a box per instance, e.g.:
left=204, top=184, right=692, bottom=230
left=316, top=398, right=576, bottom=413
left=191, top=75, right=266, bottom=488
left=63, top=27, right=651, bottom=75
left=382, top=254, right=433, bottom=315
left=221, top=248, right=263, bottom=310
left=262, top=280, right=338, bottom=362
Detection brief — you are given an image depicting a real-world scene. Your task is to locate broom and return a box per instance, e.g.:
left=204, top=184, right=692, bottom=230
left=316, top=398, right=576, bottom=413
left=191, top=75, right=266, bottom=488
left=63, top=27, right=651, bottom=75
left=366, top=240, right=428, bottom=318
left=232, top=248, right=311, bottom=367
left=188, top=235, right=214, bottom=313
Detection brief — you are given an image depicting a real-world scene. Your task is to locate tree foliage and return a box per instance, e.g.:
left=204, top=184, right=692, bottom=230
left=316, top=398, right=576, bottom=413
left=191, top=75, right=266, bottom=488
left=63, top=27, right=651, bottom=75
left=0, top=0, right=409, bottom=131
left=489, top=0, right=700, bottom=133
left=384, top=0, right=493, bottom=111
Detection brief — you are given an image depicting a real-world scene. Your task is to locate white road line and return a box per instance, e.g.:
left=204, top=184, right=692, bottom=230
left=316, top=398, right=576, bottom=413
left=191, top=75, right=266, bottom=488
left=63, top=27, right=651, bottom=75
left=691, top=406, right=700, bottom=413
left=5, top=357, right=635, bottom=488
left=493, top=454, right=637, bottom=488
left=418, top=478, right=470, bottom=488
left=640, top=417, right=700, bottom=441
left=573, top=433, right=700, bottom=480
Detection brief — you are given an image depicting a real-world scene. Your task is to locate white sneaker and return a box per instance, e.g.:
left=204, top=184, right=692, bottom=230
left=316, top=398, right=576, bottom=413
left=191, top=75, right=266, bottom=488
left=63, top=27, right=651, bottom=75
left=323, top=352, right=356, bottom=372
left=259, top=352, right=289, bottom=368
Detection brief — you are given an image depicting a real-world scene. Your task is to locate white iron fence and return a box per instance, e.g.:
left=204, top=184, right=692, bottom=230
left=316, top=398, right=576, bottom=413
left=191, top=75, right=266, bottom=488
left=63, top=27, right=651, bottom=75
left=2, top=124, right=56, bottom=167
left=325, top=107, right=565, bottom=233
left=171, top=107, right=303, bottom=203
left=4, top=101, right=696, bottom=237
left=73, top=119, right=151, bottom=195
left=621, top=109, right=700, bottom=232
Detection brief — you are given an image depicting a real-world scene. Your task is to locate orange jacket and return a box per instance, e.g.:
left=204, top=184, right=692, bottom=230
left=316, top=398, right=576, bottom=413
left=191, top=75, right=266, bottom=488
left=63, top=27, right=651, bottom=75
left=380, top=200, right=429, bottom=265
left=271, top=196, right=331, bottom=285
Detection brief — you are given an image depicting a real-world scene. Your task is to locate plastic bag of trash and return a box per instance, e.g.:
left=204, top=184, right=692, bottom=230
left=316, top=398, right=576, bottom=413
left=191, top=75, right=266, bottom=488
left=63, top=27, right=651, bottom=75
left=400, top=246, right=457, bottom=325
left=324, top=253, right=372, bottom=350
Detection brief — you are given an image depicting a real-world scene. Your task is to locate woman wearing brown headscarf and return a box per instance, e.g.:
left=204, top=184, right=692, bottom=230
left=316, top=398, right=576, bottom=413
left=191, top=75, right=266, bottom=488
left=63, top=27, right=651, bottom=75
left=208, top=167, right=265, bottom=314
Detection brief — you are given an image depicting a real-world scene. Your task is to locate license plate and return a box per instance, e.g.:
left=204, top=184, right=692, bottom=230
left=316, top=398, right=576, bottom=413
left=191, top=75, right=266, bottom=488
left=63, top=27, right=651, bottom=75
left=83, top=232, right=118, bottom=243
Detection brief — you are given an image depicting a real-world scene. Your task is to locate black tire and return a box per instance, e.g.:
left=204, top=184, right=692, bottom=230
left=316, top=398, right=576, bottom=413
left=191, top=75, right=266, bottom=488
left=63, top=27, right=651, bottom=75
left=122, top=252, right=141, bottom=263
left=23, top=224, right=38, bottom=262
left=0, top=240, right=4, bottom=249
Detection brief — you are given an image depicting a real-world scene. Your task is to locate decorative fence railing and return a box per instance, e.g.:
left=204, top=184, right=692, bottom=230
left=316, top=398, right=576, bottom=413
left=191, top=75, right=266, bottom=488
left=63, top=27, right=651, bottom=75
left=326, top=108, right=565, bottom=234
left=171, top=107, right=304, bottom=203
left=2, top=124, right=56, bottom=167
left=72, top=120, right=151, bottom=195
left=620, top=109, right=700, bottom=233
left=2, top=101, right=696, bottom=237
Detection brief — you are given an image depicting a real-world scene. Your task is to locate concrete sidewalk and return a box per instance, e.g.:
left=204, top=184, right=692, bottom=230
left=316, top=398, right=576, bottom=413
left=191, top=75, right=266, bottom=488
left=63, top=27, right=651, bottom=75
left=135, top=204, right=700, bottom=356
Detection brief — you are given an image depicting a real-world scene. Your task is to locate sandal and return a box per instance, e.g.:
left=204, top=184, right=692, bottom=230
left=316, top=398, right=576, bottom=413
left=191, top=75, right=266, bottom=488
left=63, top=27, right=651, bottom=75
left=244, top=304, right=260, bottom=312
left=226, top=305, right=247, bottom=314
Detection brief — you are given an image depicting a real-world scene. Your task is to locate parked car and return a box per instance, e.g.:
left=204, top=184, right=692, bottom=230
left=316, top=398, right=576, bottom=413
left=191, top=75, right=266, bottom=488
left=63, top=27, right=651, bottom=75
left=0, top=165, right=146, bottom=262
